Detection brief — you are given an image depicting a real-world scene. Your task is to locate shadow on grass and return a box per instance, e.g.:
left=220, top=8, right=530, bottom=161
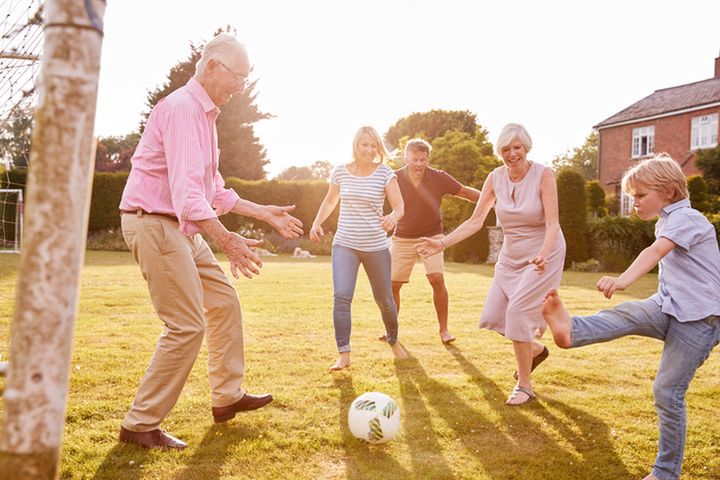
left=443, top=344, right=632, bottom=479
left=91, top=443, right=150, bottom=480
left=91, top=422, right=261, bottom=480
left=333, top=374, right=411, bottom=480
left=174, top=422, right=262, bottom=480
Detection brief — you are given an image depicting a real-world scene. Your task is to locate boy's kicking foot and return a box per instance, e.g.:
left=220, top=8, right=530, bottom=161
left=541, top=290, right=572, bottom=348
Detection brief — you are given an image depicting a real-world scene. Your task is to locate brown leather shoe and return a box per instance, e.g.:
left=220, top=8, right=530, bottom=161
left=212, top=393, right=273, bottom=423
left=119, top=426, right=187, bottom=450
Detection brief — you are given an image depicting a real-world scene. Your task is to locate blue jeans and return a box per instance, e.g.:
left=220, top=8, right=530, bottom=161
left=331, top=245, right=398, bottom=352
left=571, top=298, right=720, bottom=480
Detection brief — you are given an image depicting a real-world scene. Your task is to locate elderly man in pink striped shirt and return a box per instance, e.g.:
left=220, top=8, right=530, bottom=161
left=118, top=34, right=303, bottom=450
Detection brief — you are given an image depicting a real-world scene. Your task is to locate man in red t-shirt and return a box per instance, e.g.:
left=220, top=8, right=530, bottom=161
left=384, top=138, right=480, bottom=344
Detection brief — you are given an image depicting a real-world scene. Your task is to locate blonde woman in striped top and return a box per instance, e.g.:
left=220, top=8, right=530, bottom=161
left=311, top=126, right=408, bottom=371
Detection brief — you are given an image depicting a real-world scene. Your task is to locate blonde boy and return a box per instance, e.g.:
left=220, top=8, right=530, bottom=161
left=542, top=153, right=720, bottom=480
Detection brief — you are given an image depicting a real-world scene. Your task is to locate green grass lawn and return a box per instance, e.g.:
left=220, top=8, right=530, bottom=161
left=1, top=251, right=719, bottom=479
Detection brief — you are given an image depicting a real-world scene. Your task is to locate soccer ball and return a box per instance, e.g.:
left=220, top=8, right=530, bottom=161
left=347, top=392, right=400, bottom=443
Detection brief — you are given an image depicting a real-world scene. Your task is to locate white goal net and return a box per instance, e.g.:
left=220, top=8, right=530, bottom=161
left=0, top=187, right=23, bottom=253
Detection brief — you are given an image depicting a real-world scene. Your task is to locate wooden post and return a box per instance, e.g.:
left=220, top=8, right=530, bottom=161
left=0, top=0, right=105, bottom=478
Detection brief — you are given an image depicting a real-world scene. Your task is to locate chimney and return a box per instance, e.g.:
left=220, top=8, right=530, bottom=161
left=716, top=54, right=720, bottom=78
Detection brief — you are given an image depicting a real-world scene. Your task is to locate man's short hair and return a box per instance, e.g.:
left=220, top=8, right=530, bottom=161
left=405, top=138, right=432, bottom=156
left=195, top=33, right=246, bottom=76
left=622, top=153, right=689, bottom=202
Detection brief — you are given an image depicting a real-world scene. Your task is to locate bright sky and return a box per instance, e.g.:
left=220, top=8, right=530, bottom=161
left=96, top=0, right=720, bottom=178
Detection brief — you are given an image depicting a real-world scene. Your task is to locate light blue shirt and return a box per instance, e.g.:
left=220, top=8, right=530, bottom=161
left=651, top=199, right=720, bottom=322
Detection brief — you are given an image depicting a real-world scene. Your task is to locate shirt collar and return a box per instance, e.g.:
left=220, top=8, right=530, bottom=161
left=659, top=198, right=690, bottom=218
left=186, top=77, right=220, bottom=117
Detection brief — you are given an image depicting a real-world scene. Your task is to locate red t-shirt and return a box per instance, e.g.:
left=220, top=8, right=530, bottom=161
left=394, top=166, right=462, bottom=238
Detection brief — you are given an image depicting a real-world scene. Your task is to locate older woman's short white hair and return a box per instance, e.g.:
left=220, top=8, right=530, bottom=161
left=195, top=33, right=247, bottom=76
left=495, top=123, right=533, bottom=156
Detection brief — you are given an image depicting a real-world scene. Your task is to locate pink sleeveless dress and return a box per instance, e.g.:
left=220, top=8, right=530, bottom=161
left=479, top=161, right=566, bottom=342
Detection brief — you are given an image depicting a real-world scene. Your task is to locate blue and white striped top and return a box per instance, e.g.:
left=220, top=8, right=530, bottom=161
left=331, top=163, right=395, bottom=252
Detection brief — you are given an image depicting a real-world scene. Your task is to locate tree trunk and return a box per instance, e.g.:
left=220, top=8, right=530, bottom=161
left=0, top=1, right=105, bottom=478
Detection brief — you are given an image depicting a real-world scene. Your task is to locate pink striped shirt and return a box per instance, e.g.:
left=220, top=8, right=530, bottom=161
left=119, top=78, right=240, bottom=235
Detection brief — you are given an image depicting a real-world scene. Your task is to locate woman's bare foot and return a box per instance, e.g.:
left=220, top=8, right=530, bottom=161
left=391, top=342, right=408, bottom=359
left=329, top=352, right=351, bottom=372
left=642, top=474, right=659, bottom=480
left=541, top=290, right=572, bottom=348
left=440, top=330, right=456, bottom=344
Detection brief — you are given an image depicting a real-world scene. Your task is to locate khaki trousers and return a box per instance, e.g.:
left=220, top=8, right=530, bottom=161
left=121, top=212, right=245, bottom=431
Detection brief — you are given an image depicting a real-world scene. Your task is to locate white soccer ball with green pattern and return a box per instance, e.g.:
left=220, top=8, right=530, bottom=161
left=348, top=392, right=400, bottom=443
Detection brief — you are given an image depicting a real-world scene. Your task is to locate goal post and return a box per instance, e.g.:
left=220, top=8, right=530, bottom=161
left=0, top=187, right=23, bottom=253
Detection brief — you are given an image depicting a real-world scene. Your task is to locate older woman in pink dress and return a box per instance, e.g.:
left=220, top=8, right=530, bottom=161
left=416, top=123, right=566, bottom=405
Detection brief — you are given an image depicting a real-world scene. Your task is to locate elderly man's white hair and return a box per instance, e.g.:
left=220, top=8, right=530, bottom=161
left=195, top=33, right=247, bottom=76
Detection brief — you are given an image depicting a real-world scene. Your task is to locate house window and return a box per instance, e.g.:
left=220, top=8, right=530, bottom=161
left=620, top=191, right=634, bottom=217
left=632, top=126, right=654, bottom=158
left=690, top=113, right=719, bottom=149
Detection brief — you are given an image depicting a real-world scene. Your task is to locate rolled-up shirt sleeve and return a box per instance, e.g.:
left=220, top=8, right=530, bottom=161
left=213, top=165, right=241, bottom=216
left=163, top=103, right=217, bottom=235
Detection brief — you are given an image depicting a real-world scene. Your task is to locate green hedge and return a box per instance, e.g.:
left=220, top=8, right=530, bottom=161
left=557, top=170, right=589, bottom=267
left=440, top=196, right=492, bottom=263
left=587, top=216, right=656, bottom=272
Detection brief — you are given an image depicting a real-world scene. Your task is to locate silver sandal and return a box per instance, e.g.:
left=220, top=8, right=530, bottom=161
left=506, top=385, right=535, bottom=406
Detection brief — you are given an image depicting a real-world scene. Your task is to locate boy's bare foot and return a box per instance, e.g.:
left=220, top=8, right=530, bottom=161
left=641, top=474, right=659, bottom=480
left=391, top=342, right=408, bottom=359
left=329, top=352, right=351, bottom=372
left=440, top=330, right=456, bottom=344
left=541, top=289, right=572, bottom=348
left=377, top=333, right=387, bottom=341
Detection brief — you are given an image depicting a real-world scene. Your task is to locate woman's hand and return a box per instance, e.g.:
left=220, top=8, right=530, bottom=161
left=309, top=224, right=324, bottom=243
left=528, top=254, right=547, bottom=273
left=414, top=237, right=445, bottom=258
left=380, top=213, right=398, bottom=232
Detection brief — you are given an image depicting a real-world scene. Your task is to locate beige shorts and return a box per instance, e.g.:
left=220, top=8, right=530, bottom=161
left=391, top=235, right=445, bottom=283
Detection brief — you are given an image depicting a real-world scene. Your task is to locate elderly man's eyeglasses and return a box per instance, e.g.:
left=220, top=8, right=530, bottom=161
left=218, top=61, right=248, bottom=85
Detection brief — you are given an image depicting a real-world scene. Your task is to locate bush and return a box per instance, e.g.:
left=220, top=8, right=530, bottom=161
left=688, top=175, right=712, bottom=213
left=587, top=216, right=655, bottom=271
left=441, top=197, right=492, bottom=263
left=557, top=169, right=589, bottom=267
left=86, top=229, right=129, bottom=251
left=586, top=180, right=608, bottom=218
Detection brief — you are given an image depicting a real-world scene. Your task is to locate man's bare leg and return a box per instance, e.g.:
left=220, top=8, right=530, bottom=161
left=427, top=273, right=454, bottom=343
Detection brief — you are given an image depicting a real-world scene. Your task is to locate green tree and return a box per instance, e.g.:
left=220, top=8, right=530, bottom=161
left=275, top=160, right=333, bottom=181
left=687, top=175, right=712, bottom=213
left=557, top=169, right=589, bottom=266
left=143, top=27, right=272, bottom=180
left=310, top=160, right=333, bottom=181
left=552, top=131, right=598, bottom=180
left=0, top=105, right=34, bottom=168
left=429, top=130, right=498, bottom=187
left=384, top=109, right=479, bottom=149
left=695, top=144, right=720, bottom=196
left=95, top=133, right=140, bottom=172
left=585, top=180, right=608, bottom=218
left=275, top=165, right=313, bottom=181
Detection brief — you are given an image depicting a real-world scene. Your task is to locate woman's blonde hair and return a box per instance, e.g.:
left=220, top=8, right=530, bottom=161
left=352, top=126, right=391, bottom=164
left=621, top=153, right=689, bottom=201
left=495, top=123, right=532, bottom=156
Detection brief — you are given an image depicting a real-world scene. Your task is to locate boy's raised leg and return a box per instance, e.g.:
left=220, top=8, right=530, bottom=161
left=541, top=290, right=572, bottom=348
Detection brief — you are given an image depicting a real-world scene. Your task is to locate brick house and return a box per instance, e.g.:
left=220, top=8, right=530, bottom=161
left=595, top=55, right=720, bottom=215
